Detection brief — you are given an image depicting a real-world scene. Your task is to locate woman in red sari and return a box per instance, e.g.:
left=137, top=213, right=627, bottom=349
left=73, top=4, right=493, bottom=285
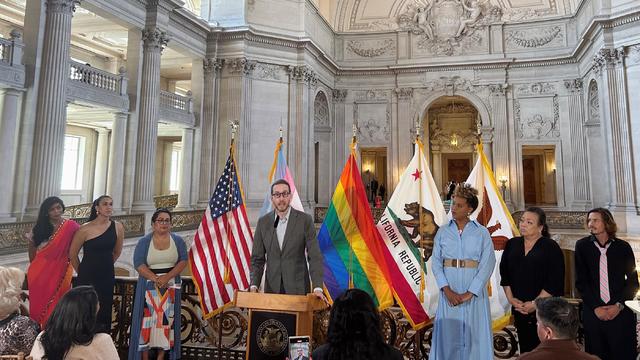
left=26, top=197, right=79, bottom=327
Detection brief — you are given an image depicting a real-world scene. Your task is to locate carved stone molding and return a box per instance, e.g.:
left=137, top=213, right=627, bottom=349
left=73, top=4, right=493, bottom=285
left=430, top=103, right=477, bottom=116
left=395, top=87, right=413, bottom=100
left=142, top=27, right=169, bottom=52
left=226, top=57, right=256, bottom=75
left=359, top=110, right=390, bottom=143
left=592, top=48, right=625, bottom=74
left=587, top=80, right=600, bottom=125
left=288, top=65, right=317, bottom=86
left=203, top=58, right=223, bottom=73
left=515, top=95, right=560, bottom=139
left=563, top=79, right=583, bottom=94
left=332, top=89, right=347, bottom=103
left=429, top=120, right=478, bottom=151
left=253, top=63, right=284, bottom=81
left=515, top=82, right=556, bottom=97
left=346, top=39, right=395, bottom=58
left=46, top=0, right=81, bottom=13
left=488, top=84, right=508, bottom=96
left=423, top=76, right=476, bottom=96
left=505, top=26, right=563, bottom=49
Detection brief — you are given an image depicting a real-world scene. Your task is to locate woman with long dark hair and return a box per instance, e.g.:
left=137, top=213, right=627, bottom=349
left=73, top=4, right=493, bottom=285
left=30, top=286, right=118, bottom=360
left=26, top=196, right=80, bottom=327
left=312, top=288, right=402, bottom=360
left=69, top=195, right=124, bottom=333
left=499, top=206, right=565, bottom=354
left=128, top=208, right=187, bottom=360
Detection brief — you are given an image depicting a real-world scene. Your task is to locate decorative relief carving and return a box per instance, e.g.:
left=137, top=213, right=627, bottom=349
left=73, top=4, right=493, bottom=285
left=355, top=89, right=390, bottom=101
left=332, top=89, right=347, bottom=103
left=625, top=44, right=640, bottom=65
left=488, top=84, right=508, bottom=96
left=203, top=58, right=223, bottom=74
left=46, top=0, right=81, bottom=14
left=398, top=0, right=500, bottom=56
left=227, top=57, right=256, bottom=75
left=395, top=87, right=414, bottom=100
left=314, top=92, right=330, bottom=127
left=505, top=26, right=563, bottom=49
left=142, top=27, right=169, bottom=52
left=423, top=76, right=476, bottom=95
left=515, top=96, right=560, bottom=139
left=592, top=48, right=624, bottom=74
left=288, top=65, right=317, bottom=86
left=515, top=82, right=556, bottom=97
left=563, top=79, right=583, bottom=94
left=588, top=80, right=600, bottom=124
left=346, top=39, right=395, bottom=58
left=253, top=63, right=284, bottom=81
left=359, top=110, right=390, bottom=143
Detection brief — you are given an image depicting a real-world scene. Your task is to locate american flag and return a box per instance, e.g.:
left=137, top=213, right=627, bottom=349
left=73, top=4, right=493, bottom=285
left=189, top=154, right=253, bottom=318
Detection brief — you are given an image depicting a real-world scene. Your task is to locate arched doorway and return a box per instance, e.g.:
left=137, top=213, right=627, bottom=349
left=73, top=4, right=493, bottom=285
left=420, top=96, right=480, bottom=198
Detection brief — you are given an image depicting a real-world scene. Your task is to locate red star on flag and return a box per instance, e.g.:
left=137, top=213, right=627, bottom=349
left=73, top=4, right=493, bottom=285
left=411, top=169, right=422, bottom=181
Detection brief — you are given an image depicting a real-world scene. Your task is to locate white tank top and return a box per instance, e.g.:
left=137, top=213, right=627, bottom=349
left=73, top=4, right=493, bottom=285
left=147, top=236, right=178, bottom=270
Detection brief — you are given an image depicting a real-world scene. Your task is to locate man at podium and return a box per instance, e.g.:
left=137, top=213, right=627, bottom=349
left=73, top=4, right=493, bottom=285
left=250, top=179, right=324, bottom=300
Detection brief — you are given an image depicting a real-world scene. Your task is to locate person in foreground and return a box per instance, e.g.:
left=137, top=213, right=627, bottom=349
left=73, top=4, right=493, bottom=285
left=0, top=266, right=39, bottom=355
left=250, top=179, right=325, bottom=300
left=574, top=208, right=638, bottom=360
left=311, top=288, right=402, bottom=360
left=430, top=184, right=496, bottom=360
left=27, top=196, right=80, bottom=328
left=128, top=208, right=187, bottom=360
left=500, top=207, right=565, bottom=354
left=69, top=195, right=124, bottom=333
left=517, top=297, right=599, bottom=359
left=30, top=286, right=119, bottom=360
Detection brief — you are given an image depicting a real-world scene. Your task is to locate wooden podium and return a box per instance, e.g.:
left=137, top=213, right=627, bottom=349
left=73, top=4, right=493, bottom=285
left=234, top=291, right=326, bottom=360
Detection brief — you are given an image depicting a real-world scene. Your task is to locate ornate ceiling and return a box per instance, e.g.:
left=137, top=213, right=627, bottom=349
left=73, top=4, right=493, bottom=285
left=329, top=0, right=581, bottom=32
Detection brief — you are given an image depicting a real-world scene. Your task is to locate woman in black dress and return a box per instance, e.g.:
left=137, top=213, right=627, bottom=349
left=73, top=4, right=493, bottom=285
left=69, top=195, right=124, bottom=333
left=499, top=207, right=565, bottom=354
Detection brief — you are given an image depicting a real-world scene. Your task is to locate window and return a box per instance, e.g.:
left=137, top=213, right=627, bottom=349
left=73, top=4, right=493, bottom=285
left=61, top=135, right=85, bottom=190
left=169, top=147, right=181, bottom=192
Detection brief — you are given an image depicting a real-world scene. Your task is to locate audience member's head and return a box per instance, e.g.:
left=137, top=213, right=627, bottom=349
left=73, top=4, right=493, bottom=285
left=535, top=297, right=579, bottom=341
left=0, top=266, right=24, bottom=319
left=41, top=286, right=99, bottom=360
left=325, top=288, right=386, bottom=360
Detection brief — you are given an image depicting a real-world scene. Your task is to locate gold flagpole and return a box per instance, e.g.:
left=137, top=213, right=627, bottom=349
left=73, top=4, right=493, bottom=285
left=223, top=121, right=239, bottom=285
left=348, top=123, right=358, bottom=289
left=415, top=122, right=426, bottom=303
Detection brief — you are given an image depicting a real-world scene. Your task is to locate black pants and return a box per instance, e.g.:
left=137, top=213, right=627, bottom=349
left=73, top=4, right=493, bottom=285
left=583, top=306, right=638, bottom=360
left=513, top=311, right=540, bottom=354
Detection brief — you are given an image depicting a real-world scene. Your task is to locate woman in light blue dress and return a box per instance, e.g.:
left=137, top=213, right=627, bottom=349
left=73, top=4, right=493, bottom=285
left=430, top=184, right=495, bottom=360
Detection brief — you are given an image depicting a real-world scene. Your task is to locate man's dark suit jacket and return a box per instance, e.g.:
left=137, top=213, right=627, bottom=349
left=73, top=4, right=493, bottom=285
left=250, top=208, right=323, bottom=295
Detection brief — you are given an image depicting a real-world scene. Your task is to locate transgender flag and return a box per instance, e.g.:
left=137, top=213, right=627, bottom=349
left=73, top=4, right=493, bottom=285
left=259, top=138, right=304, bottom=216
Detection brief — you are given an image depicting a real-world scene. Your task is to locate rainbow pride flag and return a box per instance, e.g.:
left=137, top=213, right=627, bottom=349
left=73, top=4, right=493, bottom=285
left=259, top=138, right=304, bottom=216
left=318, top=150, right=393, bottom=308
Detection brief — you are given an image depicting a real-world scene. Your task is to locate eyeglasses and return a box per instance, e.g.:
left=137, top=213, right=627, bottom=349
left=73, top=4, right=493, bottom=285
left=271, top=192, right=291, bottom=198
left=155, top=219, right=171, bottom=224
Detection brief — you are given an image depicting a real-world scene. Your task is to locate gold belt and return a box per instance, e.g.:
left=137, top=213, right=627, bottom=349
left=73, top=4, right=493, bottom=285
left=443, top=259, right=479, bottom=268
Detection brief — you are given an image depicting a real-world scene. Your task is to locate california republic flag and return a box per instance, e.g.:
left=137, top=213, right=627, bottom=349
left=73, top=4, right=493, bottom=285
left=465, top=142, right=520, bottom=330
left=376, top=140, right=447, bottom=329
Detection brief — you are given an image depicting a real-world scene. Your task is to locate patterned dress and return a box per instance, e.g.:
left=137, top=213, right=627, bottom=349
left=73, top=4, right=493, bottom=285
left=0, top=313, right=39, bottom=355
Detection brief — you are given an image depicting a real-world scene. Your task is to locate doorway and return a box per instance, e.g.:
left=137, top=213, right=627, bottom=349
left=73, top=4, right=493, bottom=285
left=360, top=147, right=387, bottom=203
left=522, top=145, right=557, bottom=205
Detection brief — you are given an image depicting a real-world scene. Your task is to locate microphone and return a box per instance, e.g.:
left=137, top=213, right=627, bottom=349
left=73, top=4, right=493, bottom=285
left=274, top=216, right=279, bottom=228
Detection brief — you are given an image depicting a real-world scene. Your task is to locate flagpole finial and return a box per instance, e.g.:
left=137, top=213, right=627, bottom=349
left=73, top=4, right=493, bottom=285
left=415, top=121, right=422, bottom=141
left=279, top=117, right=284, bottom=141
left=352, top=122, right=358, bottom=144
left=230, top=120, right=239, bottom=140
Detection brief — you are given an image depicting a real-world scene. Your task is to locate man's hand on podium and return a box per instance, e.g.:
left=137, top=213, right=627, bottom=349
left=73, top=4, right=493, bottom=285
left=249, top=285, right=258, bottom=293
left=313, top=288, right=328, bottom=304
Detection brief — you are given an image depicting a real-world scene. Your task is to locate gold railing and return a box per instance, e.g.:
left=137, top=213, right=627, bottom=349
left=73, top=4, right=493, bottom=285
left=154, top=194, right=179, bottom=209
left=171, top=210, right=204, bottom=232
left=63, top=202, right=92, bottom=218
left=0, top=214, right=145, bottom=256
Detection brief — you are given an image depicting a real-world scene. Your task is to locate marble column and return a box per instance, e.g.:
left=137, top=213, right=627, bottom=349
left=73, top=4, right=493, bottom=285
left=197, top=58, right=222, bottom=206
left=0, top=88, right=22, bottom=219
left=26, top=0, right=80, bottom=214
left=564, top=79, right=591, bottom=209
left=131, top=27, right=169, bottom=212
left=332, top=89, right=347, bottom=187
left=107, top=112, right=127, bottom=213
left=593, top=48, right=637, bottom=212
left=93, top=128, right=110, bottom=199
left=176, top=128, right=195, bottom=210
left=489, top=84, right=512, bottom=208
left=479, top=126, right=494, bottom=166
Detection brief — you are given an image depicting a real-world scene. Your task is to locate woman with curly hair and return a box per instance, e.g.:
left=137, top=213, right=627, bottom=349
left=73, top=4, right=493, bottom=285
left=430, top=184, right=496, bottom=360
left=312, top=288, right=402, bottom=360
left=26, top=196, right=80, bottom=327
left=30, top=286, right=118, bottom=360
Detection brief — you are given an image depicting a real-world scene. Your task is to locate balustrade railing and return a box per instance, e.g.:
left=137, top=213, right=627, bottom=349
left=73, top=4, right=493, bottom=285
left=0, top=30, right=23, bottom=66
left=160, top=90, right=193, bottom=113
left=154, top=194, right=179, bottom=209
left=68, top=60, right=127, bottom=97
